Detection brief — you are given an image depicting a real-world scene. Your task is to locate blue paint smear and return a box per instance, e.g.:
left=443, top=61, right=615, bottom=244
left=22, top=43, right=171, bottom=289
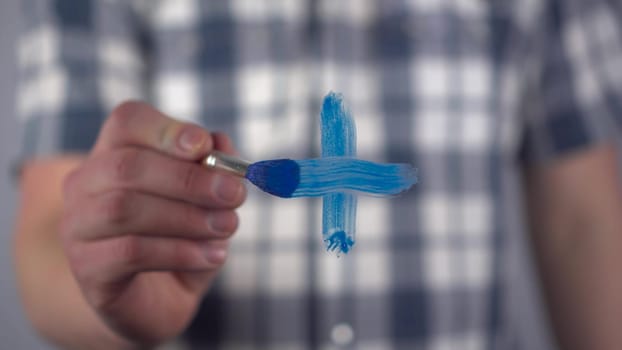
left=245, top=92, right=417, bottom=255
left=245, top=157, right=416, bottom=198
left=325, top=231, right=355, bottom=254
left=321, top=92, right=358, bottom=255
left=291, top=157, right=417, bottom=197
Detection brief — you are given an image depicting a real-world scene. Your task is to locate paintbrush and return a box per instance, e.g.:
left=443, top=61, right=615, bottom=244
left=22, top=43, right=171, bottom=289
left=202, top=151, right=417, bottom=198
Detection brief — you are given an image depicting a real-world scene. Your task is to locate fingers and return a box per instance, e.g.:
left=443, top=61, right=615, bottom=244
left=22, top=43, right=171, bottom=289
left=63, top=189, right=239, bottom=241
left=94, top=101, right=212, bottom=160
left=59, top=101, right=243, bottom=332
left=211, top=132, right=237, bottom=155
left=66, top=236, right=228, bottom=297
left=67, top=148, right=246, bottom=209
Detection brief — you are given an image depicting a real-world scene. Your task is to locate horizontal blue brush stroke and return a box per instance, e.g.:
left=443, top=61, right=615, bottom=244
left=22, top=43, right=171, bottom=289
left=291, top=157, right=417, bottom=198
left=320, top=92, right=357, bottom=254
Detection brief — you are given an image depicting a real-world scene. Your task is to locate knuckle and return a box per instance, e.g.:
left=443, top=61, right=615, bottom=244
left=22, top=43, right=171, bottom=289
left=99, top=190, right=135, bottom=227
left=108, top=100, right=145, bottom=129
left=178, top=163, right=201, bottom=192
left=114, top=236, right=145, bottom=268
left=109, top=149, right=141, bottom=185
left=104, top=101, right=150, bottom=143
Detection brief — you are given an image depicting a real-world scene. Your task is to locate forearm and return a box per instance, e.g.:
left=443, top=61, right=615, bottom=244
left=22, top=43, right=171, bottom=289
left=527, top=146, right=622, bottom=350
left=13, top=158, right=133, bottom=350
left=14, top=223, right=132, bottom=350
left=532, top=209, right=622, bottom=349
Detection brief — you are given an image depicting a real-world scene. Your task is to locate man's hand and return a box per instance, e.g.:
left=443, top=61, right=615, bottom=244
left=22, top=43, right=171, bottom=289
left=58, top=101, right=245, bottom=345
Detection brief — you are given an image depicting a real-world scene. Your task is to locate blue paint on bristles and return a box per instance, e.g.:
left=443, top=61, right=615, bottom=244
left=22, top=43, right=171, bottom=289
left=245, top=159, right=300, bottom=198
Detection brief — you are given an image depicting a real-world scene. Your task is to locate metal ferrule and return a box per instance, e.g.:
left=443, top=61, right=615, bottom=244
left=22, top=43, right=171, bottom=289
left=202, top=151, right=250, bottom=177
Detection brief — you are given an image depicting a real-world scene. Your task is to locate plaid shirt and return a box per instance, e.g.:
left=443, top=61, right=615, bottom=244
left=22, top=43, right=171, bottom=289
left=17, top=0, right=622, bottom=349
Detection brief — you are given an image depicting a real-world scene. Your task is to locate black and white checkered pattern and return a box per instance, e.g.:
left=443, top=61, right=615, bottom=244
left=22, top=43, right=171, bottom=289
left=17, top=0, right=622, bottom=349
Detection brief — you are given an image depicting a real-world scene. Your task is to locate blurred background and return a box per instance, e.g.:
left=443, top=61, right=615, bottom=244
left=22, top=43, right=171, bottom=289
left=0, top=0, right=52, bottom=348
left=6, top=0, right=615, bottom=349
left=0, top=1, right=545, bottom=348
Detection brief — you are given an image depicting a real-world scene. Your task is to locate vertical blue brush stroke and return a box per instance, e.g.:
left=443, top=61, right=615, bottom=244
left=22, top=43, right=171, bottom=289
left=321, top=92, right=357, bottom=255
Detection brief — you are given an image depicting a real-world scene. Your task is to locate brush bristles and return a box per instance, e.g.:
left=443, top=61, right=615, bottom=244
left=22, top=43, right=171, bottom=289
left=245, top=159, right=300, bottom=198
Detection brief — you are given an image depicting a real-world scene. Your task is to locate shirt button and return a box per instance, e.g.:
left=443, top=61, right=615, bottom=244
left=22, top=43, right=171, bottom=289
left=331, top=322, right=354, bottom=346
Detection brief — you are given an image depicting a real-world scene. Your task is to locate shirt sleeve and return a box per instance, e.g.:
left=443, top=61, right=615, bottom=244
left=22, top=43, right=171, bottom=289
left=16, top=0, right=149, bottom=161
left=520, top=0, right=622, bottom=163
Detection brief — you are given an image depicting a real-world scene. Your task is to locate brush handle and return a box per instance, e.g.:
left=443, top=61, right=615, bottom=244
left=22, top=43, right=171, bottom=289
left=202, top=151, right=250, bottom=177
